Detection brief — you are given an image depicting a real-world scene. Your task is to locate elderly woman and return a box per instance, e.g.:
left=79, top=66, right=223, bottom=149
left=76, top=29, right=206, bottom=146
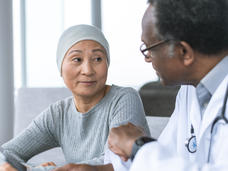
left=0, top=24, right=150, bottom=170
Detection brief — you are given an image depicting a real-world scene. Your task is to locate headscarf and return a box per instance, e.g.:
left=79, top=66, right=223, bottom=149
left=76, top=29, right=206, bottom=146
left=56, top=24, right=110, bottom=75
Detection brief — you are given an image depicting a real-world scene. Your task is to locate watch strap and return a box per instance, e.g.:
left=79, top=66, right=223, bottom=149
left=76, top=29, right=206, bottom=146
left=130, top=136, right=156, bottom=161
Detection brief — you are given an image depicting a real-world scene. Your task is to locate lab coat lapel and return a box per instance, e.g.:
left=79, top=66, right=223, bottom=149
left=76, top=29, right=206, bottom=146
left=198, top=75, right=228, bottom=143
left=189, top=87, right=201, bottom=140
left=186, top=87, right=201, bottom=161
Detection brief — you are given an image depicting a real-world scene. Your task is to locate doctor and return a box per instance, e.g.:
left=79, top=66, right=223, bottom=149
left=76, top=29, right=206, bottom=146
left=108, top=0, right=228, bottom=170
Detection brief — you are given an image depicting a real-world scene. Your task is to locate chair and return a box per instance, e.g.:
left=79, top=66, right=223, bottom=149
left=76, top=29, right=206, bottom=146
left=139, top=81, right=180, bottom=117
left=14, top=87, right=72, bottom=166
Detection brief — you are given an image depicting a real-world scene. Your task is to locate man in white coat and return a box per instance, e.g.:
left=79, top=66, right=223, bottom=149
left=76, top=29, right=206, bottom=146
left=108, top=0, right=228, bottom=170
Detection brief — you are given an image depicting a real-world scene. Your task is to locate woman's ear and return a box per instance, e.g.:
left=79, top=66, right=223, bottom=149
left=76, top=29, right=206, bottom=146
left=178, top=41, right=195, bottom=66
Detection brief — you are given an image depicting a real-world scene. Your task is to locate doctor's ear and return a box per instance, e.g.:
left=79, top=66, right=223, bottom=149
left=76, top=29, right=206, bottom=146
left=178, top=41, right=195, bottom=66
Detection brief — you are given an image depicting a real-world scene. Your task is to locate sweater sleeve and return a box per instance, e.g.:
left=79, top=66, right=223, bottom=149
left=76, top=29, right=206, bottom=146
left=1, top=105, right=60, bottom=163
left=80, top=87, right=150, bottom=166
left=76, top=88, right=150, bottom=166
left=109, top=87, right=150, bottom=136
left=77, top=155, right=104, bottom=165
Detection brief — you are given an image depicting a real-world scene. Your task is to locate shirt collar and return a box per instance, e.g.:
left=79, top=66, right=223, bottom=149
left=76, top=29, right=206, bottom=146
left=200, top=55, right=228, bottom=96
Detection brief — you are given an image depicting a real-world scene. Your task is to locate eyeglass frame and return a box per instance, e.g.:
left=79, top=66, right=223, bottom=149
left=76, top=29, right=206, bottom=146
left=140, top=39, right=170, bottom=58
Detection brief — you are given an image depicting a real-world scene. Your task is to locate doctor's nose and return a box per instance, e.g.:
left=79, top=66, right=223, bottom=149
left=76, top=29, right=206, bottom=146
left=144, top=55, right=153, bottom=63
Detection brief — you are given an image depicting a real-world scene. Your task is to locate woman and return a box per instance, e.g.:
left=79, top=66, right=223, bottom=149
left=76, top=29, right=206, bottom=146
left=0, top=24, right=150, bottom=170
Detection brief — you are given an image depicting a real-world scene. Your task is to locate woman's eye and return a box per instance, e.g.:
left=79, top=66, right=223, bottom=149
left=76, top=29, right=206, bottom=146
left=72, top=57, right=81, bottom=62
left=94, top=57, right=102, bottom=62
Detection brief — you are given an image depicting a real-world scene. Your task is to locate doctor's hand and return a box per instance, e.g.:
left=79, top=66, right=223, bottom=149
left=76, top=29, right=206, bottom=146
left=53, top=163, right=113, bottom=171
left=0, top=163, right=17, bottom=171
left=108, top=123, right=145, bottom=161
left=53, top=164, right=96, bottom=171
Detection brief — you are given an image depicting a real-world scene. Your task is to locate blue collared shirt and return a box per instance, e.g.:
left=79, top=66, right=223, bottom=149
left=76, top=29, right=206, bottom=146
left=196, top=56, right=228, bottom=117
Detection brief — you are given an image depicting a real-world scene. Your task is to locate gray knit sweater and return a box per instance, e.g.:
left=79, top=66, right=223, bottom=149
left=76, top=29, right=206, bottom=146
left=2, top=85, right=150, bottom=168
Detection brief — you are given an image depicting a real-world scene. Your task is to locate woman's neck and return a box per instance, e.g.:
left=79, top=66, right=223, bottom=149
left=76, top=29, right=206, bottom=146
left=74, top=85, right=110, bottom=113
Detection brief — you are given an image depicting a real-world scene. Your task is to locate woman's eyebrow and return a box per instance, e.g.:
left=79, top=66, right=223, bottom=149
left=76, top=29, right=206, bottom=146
left=92, top=49, right=105, bottom=54
left=68, top=50, right=82, bottom=55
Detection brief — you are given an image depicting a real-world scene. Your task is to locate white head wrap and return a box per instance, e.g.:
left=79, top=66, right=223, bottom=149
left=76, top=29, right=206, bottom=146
left=56, top=24, right=110, bottom=75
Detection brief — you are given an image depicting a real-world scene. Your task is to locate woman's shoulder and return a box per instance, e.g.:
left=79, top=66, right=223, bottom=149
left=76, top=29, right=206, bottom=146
left=110, top=84, right=139, bottom=97
left=40, top=96, right=74, bottom=117
left=32, top=96, right=74, bottom=131
left=53, top=96, right=74, bottom=107
left=97, top=85, right=140, bottom=108
left=102, top=85, right=142, bottom=108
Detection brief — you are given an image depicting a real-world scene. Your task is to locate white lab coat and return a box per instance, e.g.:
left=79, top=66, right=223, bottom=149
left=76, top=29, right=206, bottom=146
left=130, top=74, right=228, bottom=171
left=105, top=74, right=228, bottom=171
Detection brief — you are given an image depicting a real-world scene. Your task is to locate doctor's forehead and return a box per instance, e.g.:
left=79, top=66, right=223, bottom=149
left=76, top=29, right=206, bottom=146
left=141, top=5, right=159, bottom=44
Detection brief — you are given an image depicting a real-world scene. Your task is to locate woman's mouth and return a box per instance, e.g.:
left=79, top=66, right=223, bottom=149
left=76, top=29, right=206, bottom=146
left=79, top=81, right=96, bottom=86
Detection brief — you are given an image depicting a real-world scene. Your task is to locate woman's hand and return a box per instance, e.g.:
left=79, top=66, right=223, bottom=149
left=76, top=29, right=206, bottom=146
left=0, top=163, right=17, bottom=171
left=39, top=161, right=56, bottom=167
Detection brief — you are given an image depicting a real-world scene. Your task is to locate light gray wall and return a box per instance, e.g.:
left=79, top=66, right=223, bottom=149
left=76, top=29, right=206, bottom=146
left=0, top=0, right=14, bottom=145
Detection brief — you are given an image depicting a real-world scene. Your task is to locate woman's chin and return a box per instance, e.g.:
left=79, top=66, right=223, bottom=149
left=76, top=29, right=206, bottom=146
left=73, top=88, right=101, bottom=98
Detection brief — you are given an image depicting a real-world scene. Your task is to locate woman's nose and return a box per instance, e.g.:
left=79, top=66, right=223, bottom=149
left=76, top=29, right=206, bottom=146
left=81, top=61, right=95, bottom=75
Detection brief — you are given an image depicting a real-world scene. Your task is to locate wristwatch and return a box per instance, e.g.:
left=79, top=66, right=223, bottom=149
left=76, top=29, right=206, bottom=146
left=130, top=136, right=156, bottom=161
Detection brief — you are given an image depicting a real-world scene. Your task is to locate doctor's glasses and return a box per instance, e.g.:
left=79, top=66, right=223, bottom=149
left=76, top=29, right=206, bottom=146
left=140, top=39, right=170, bottom=58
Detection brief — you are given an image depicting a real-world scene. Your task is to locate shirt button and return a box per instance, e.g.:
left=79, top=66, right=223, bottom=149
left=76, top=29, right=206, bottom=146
left=203, top=102, right=208, bottom=108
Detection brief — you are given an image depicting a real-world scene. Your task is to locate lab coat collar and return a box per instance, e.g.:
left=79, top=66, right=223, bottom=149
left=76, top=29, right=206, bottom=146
left=199, top=74, right=228, bottom=143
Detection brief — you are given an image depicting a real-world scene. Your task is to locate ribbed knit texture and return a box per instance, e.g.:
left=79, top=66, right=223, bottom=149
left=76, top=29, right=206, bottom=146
left=2, top=85, right=150, bottom=168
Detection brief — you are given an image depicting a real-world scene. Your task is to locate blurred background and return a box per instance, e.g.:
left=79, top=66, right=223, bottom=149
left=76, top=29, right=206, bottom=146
left=1, top=0, right=178, bottom=145
left=13, top=0, right=157, bottom=88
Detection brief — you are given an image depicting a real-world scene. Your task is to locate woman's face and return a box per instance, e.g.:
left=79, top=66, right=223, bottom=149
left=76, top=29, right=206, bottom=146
left=62, top=40, right=108, bottom=98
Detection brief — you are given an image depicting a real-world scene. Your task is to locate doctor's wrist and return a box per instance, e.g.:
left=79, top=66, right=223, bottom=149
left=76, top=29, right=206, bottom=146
left=130, top=136, right=156, bottom=161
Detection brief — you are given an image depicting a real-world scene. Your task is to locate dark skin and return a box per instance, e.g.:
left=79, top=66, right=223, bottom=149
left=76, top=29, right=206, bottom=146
left=53, top=163, right=113, bottom=171
left=108, top=123, right=145, bottom=161
left=108, top=4, right=228, bottom=161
